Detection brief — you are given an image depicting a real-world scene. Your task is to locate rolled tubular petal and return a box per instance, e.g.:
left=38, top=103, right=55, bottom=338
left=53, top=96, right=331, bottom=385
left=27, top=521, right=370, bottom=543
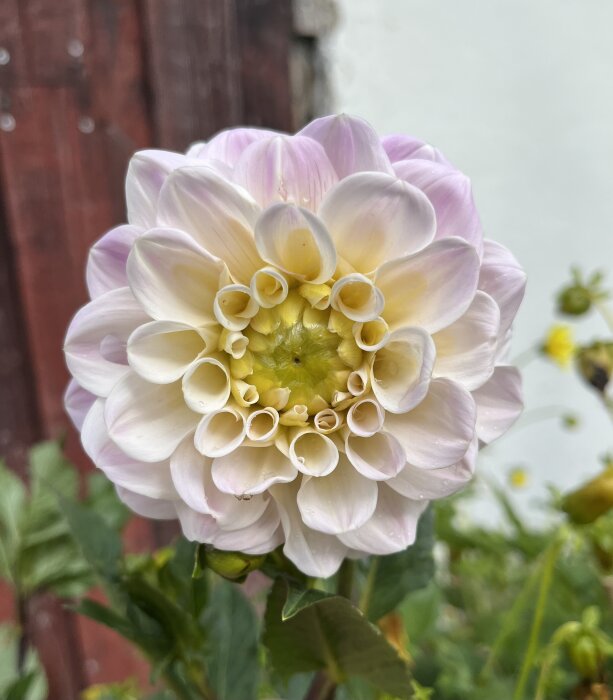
left=345, top=432, right=406, bottom=480
left=473, top=365, right=523, bottom=443
left=297, top=454, right=378, bottom=535
left=433, top=291, right=500, bottom=391
left=157, top=166, right=263, bottom=283
left=376, top=237, right=481, bottom=333
left=212, top=445, right=297, bottom=496
left=246, top=407, right=279, bottom=442
left=371, top=327, right=435, bottom=414
left=214, top=284, right=259, bottom=331
left=289, top=430, right=339, bottom=477
left=64, top=287, right=149, bottom=397
left=313, top=408, right=342, bottom=434
left=330, top=274, right=384, bottom=322
left=250, top=267, right=289, bottom=308
left=347, top=399, right=384, bottom=437
left=385, top=378, right=476, bottom=469
left=86, top=225, right=142, bottom=299
left=347, top=365, right=369, bottom=397
left=182, top=356, right=231, bottom=414
left=127, top=227, right=227, bottom=326
left=300, top=114, right=393, bottom=178
left=234, top=135, right=338, bottom=212
left=105, top=372, right=198, bottom=462
left=64, top=379, right=96, bottom=431
left=319, top=172, right=436, bottom=273
left=255, top=203, right=336, bottom=284
left=339, top=485, right=427, bottom=555
left=353, top=317, right=389, bottom=351
left=194, top=405, right=246, bottom=458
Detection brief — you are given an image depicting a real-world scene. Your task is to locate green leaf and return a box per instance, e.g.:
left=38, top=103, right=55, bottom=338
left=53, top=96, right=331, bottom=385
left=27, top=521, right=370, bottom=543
left=367, top=506, right=435, bottom=621
left=85, top=472, right=130, bottom=531
left=5, top=672, right=38, bottom=700
left=203, top=581, right=259, bottom=700
left=264, top=579, right=413, bottom=699
left=73, top=599, right=139, bottom=643
left=283, top=584, right=333, bottom=619
left=0, top=462, right=26, bottom=581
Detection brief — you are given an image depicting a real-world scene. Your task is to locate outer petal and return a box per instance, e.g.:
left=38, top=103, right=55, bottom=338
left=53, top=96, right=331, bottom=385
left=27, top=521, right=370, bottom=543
left=339, top=485, right=427, bottom=555
left=82, top=400, right=176, bottom=499
left=254, top=204, right=336, bottom=284
left=64, top=379, right=96, bottom=431
left=381, top=134, right=451, bottom=166
left=157, top=166, right=263, bottom=283
left=270, top=481, right=347, bottom=578
left=345, top=432, right=406, bottom=480
left=388, top=434, right=478, bottom=500
left=116, top=486, right=177, bottom=520
left=297, top=454, right=378, bottom=535
left=375, top=237, right=480, bottom=333
left=472, top=365, right=523, bottom=444
left=64, top=287, right=149, bottom=397
left=478, top=240, right=527, bottom=335
left=211, top=445, right=297, bottom=496
left=394, top=159, right=483, bottom=253
left=433, top=291, right=500, bottom=391
left=233, top=135, right=338, bottom=212
left=299, top=114, right=393, bottom=178
left=105, top=372, right=198, bottom=462
left=127, top=227, right=227, bottom=326
left=189, top=127, right=278, bottom=166
left=318, top=172, right=436, bottom=274
left=86, top=225, right=141, bottom=299
left=385, top=378, right=476, bottom=469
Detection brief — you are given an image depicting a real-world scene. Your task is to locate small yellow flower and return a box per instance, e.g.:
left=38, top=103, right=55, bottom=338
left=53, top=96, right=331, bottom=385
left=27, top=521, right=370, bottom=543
left=542, top=324, right=576, bottom=368
left=509, top=467, right=529, bottom=489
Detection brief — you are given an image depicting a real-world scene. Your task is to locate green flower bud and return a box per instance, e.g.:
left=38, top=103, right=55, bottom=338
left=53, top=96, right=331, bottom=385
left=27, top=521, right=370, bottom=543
left=568, top=633, right=602, bottom=680
left=557, top=284, right=592, bottom=315
left=200, top=547, right=266, bottom=581
left=562, top=467, right=613, bottom=524
left=576, top=342, right=613, bottom=395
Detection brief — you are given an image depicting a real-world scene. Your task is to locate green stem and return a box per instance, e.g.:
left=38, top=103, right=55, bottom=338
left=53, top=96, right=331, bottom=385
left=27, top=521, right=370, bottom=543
left=304, top=671, right=337, bottom=700
left=513, top=539, right=563, bottom=700
left=359, top=557, right=379, bottom=617
left=337, top=559, right=355, bottom=601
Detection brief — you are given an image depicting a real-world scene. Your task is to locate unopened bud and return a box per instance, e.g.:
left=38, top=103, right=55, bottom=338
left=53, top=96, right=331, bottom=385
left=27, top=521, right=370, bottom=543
left=197, top=546, right=266, bottom=581
left=576, top=341, right=613, bottom=395
left=568, top=633, right=603, bottom=680
left=563, top=467, right=613, bottom=524
left=557, top=284, right=592, bottom=316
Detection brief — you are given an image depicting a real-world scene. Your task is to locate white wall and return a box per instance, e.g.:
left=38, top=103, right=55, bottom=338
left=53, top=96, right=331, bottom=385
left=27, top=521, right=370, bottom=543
left=328, top=0, right=613, bottom=518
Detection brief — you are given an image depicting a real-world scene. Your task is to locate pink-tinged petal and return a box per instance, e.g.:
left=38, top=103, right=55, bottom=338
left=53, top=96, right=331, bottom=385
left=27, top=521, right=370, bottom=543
left=192, top=127, right=279, bottom=167
left=394, top=159, right=483, bottom=253
left=64, top=379, right=96, bottom=431
left=212, top=445, right=297, bottom=497
left=299, top=114, right=393, bottom=178
left=388, top=435, right=477, bottom=500
left=86, top=225, right=142, bottom=299
left=318, top=173, right=436, bottom=274
left=433, top=291, right=500, bottom=391
left=81, top=399, right=176, bottom=499
left=270, top=481, right=347, bottom=578
left=375, top=237, right=480, bottom=333
left=105, top=372, right=198, bottom=463
left=126, top=150, right=197, bottom=228
left=233, top=135, right=338, bottom=212
left=339, top=485, right=427, bottom=555
left=381, top=134, right=451, bottom=166
left=478, top=240, right=527, bottom=336
left=127, top=228, right=227, bottom=326
left=116, top=486, right=177, bottom=520
left=157, top=166, right=263, bottom=283
left=345, top=432, right=406, bottom=480
left=297, top=454, right=378, bottom=535
left=385, top=378, right=476, bottom=469
left=472, top=365, right=523, bottom=444
left=64, top=287, right=149, bottom=397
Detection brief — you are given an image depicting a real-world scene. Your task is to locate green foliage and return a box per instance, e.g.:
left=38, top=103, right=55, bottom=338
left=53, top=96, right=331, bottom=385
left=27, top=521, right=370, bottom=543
left=0, top=623, right=47, bottom=700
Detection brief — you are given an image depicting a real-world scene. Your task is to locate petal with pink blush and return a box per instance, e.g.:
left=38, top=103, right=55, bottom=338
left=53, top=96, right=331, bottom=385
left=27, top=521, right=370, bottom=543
left=86, top=225, right=142, bottom=299
left=212, top=445, right=297, bottom=497
left=381, top=134, right=451, bottom=165
left=472, top=365, right=523, bottom=444
left=64, top=379, right=96, bottom=431
left=345, top=432, right=406, bottom=480
left=116, top=486, right=177, bottom=520
left=192, top=127, right=279, bottom=167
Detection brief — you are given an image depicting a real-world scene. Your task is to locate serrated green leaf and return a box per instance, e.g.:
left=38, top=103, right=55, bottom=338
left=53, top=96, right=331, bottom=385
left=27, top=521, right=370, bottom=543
left=367, top=507, right=435, bottom=622
left=203, top=581, right=259, bottom=700
left=264, top=579, right=413, bottom=698
left=282, top=584, right=333, bottom=620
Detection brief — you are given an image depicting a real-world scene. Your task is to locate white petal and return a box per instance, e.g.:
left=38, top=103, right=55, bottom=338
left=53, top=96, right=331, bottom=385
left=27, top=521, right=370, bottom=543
left=388, top=435, right=477, bottom=500
left=478, top=240, right=527, bottom=335
left=64, top=379, right=96, bottom=430
left=214, top=284, right=259, bottom=331
left=270, top=481, right=347, bottom=578
left=313, top=408, right=342, bottom=434
left=233, top=134, right=338, bottom=212
left=300, top=114, right=393, bottom=178
left=127, top=227, right=227, bottom=326
left=353, top=317, right=390, bottom=352
left=330, top=274, right=384, bottom=322
left=255, top=204, right=336, bottom=284
left=250, top=267, right=289, bottom=308
left=318, top=172, right=435, bottom=273
left=246, top=407, right=279, bottom=442
left=182, top=356, right=231, bottom=414
left=64, top=287, right=149, bottom=397
left=297, top=454, right=378, bottom=535
left=212, top=445, right=297, bottom=496
left=289, top=430, right=339, bottom=477
left=86, top=225, right=141, bottom=299
left=197, top=127, right=279, bottom=167
left=339, top=485, right=427, bottom=555
left=376, top=237, right=481, bottom=333
left=345, top=432, right=405, bottom=480
left=194, top=405, right=246, bottom=458
left=347, top=399, right=384, bottom=437
left=472, top=365, right=523, bottom=443
left=116, top=486, right=177, bottom=520
left=105, top=372, right=198, bottom=462
left=127, top=321, right=214, bottom=384
left=385, top=378, right=476, bottom=469
left=371, top=327, right=435, bottom=414
left=157, top=166, right=263, bottom=283
left=433, top=291, right=500, bottom=390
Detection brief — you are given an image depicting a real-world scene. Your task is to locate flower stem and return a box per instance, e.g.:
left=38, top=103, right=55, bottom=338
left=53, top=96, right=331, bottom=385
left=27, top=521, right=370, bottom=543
left=304, top=671, right=337, bottom=700
left=359, top=557, right=379, bottom=617
left=337, top=559, right=355, bottom=601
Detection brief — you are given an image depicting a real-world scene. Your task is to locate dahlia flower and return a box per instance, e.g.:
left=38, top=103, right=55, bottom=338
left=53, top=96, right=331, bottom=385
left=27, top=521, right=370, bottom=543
left=64, top=114, right=525, bottom=577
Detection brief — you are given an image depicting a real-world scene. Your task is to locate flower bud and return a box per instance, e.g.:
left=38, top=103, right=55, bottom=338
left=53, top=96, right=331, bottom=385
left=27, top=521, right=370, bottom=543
left=199, top=547, right=266, bottom=582
left=569, top=633, right=603, bottom=681
left=563, top=467, right=613, bottom=524
left=577, top=341, right=613, bottom=394
left=557, top=284, right=592, bottom=316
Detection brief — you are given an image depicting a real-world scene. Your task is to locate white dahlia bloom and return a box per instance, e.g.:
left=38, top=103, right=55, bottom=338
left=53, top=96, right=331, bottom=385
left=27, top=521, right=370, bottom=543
left=64, top=114, right=526, bottom=577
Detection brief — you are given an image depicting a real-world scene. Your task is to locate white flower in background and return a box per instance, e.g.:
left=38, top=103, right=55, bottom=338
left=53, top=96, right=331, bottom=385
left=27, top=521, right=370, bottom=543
left=64, top=114, right=526, bottom=578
